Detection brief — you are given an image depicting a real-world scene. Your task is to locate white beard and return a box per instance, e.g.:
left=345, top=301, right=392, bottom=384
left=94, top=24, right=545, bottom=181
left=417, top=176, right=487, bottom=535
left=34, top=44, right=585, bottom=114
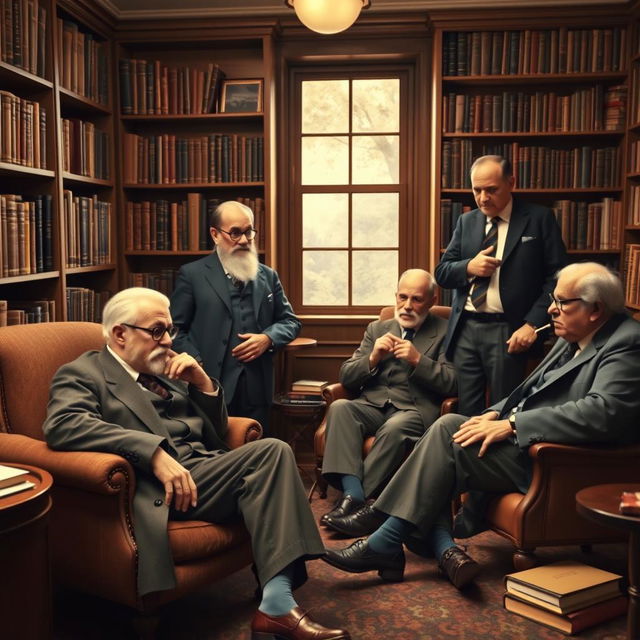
left=217, top=245, right=259, bottom=282
left=394, top=306, right=428, bottom=330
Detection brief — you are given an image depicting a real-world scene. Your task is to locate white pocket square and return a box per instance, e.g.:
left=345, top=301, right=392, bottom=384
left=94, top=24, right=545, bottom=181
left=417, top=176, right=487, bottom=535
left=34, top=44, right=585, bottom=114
left=521, top=236, right=536, bottom=243
left=267, top=293, right=274, bottom=301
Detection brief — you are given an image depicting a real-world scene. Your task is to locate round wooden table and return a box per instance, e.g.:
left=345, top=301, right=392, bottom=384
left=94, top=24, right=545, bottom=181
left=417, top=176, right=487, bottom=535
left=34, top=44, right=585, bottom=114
left=576, top=483, right=640, bottom=640
left=0, top=463, right=53, bottom=640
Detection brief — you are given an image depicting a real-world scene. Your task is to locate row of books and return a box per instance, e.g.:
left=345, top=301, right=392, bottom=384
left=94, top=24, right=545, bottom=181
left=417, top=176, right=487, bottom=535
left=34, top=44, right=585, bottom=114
left=125, top=195, right=265, bottom=252
left=62, top=191, right=111, bottom=268
left=439, top=199, right=471, bottom=246
left=61, top=118, right=110, bottom=180
left=122, top=133, right=264, bottom=185
left=442, top=85, right=626, bottom=134
left=119, top=59, right=226, bottom=116
left=552, top=198, right=621, bottom=251
left=128, top=269, right=178, bottom=297
left=443, top=27, right=626, bottom=77
left=628, top=185, right=640, bottom=226
left=442, top=140, right=621, bottom=189
left=630, top=65, right=640, bottom=126
left=0, top=193, right=53, bottom=278
left=624, top=244, right=640, bottom=307
left=66, top=287, right=110, bottom=322
left=0, top=298, right=55, bottom=325
left=57, top=17, right=109, bottom=104
left=0, top=0, right=47, bottom=78
left=630, top=140, right=640, bottom=175
left=504, top=560, right=625, bottom=634
left=0, top=90, right=47, bottom=168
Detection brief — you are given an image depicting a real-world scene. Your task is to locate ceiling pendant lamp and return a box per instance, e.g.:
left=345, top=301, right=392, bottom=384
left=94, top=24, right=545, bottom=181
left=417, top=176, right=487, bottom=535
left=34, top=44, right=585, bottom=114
left=285, top=0, right=371, bottom=35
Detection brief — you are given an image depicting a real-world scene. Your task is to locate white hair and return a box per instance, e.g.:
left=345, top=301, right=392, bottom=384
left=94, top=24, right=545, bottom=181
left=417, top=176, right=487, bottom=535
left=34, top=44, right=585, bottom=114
left=101, top=288, right=170, bottom=340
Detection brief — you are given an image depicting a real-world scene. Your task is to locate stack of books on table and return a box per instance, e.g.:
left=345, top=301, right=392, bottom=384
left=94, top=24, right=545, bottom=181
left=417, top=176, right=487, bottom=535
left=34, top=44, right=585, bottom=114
left=503, top=560, right=626, bottom=635
left=280, top=380, right=328, bottom=405
left=619, top=491, right=640, bottom=516
left=0, top=464, right=35, bottom=498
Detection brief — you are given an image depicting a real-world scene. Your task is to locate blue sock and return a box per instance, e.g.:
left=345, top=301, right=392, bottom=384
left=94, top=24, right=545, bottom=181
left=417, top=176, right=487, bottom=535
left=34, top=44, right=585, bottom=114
left=368, top=516, right=414, bottom=555
left=429, top=525, right=456, bottom=561
left=258, top=564, right=297, bottom=617
left=340, top=475, right=365, bottom=502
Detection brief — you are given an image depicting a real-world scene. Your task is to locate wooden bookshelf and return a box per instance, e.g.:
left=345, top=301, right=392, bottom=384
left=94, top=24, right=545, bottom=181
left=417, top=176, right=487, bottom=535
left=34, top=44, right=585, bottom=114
left=430, top=12, right=632, bottom=299
left=114, top=23, right=277, bottom=294
left=0, top=0, right=117, bottom=325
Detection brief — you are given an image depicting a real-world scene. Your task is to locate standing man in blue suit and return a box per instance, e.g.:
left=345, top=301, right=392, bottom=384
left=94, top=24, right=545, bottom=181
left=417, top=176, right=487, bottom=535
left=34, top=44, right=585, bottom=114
left=170, top=200, right=300, bottom=431
left=435, top=155, right=568, bottom=416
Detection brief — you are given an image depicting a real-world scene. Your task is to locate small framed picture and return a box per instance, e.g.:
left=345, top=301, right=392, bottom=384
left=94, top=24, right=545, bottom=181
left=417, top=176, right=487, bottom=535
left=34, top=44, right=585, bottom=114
left=220, top=79, right=263, bottom=113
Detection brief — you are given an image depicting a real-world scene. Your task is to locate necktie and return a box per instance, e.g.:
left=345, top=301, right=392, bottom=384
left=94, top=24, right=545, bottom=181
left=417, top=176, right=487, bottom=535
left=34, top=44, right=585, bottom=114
left=470, top=217, right=499, bottom=310
left=229, top=275, right=244, bottom=289
left=403, top=328, right=415, bottom=341
left=550, top=342, right=579, bottom=371
left=138, top=373, right=170, bottom=400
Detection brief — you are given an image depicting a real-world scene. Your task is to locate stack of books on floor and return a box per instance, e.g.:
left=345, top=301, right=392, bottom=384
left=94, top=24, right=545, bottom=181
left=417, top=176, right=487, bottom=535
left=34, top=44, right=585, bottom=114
left=0, top=464, right=35, bottom=498
left=503, top=560, right=626, bottom=634
left=279, top=380, right=328, bottom=405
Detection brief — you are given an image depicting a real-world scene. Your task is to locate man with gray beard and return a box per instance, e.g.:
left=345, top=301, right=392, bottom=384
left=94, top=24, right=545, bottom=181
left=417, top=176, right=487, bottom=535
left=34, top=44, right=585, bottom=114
left=170, top=201, right=300, bottom=431
left=320, top=269, right=457, bottom=537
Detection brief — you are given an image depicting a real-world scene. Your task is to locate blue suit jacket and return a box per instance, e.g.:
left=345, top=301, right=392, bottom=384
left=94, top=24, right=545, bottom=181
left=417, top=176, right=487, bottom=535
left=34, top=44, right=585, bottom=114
left=435, top=199, right=568, bottom=359
left=170, top=252, right=301, bottom=401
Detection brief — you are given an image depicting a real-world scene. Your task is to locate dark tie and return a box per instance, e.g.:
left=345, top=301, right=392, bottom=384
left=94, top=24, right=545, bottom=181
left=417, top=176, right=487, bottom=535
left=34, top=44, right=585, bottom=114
left=470, top=217, right=499, bottom=310
left=138, top=373, right=170, bottom=400
left=229, top=275, right=244, bottom=289
left=549, top=342, right=579, bottom=371
left=403, top=328, right=415, bottom=341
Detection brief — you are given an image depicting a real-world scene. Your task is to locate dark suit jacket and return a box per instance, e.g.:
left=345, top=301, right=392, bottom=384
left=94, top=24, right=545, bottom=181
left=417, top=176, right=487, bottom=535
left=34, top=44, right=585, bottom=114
left=435, top=199, right=568, bottom=358
left=170, top=252, right=301, bottom=402
left=43, top=348, right=229, bottom=596
left=339, top=314, right=457, bottom=429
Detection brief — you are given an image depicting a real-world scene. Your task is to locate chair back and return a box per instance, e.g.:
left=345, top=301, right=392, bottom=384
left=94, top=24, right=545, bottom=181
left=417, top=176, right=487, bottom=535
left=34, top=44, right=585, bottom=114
left=378, top=305, right=451, bottom=322
left=0, top=322, right=104, bottom=439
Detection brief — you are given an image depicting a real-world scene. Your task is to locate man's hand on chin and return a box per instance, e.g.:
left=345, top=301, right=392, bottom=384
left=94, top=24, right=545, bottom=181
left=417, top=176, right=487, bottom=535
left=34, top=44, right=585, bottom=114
left=163, top=350, right=215, bottom=393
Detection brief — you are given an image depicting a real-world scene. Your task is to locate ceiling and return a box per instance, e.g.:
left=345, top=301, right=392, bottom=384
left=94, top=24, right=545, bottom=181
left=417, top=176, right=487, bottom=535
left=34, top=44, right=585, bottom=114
left=99, top=0, right=623, bottom=20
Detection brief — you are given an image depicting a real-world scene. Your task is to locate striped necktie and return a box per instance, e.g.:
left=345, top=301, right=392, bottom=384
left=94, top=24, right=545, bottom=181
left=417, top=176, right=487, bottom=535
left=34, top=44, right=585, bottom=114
left=470, top=216, right=499, bottom=310
left=138, top=373, right=170, bottom=400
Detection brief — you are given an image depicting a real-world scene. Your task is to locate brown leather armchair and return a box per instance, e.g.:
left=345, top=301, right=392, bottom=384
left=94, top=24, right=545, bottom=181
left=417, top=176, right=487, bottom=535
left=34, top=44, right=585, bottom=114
left=312, top=305, right=456, bottom=499
left=0, top=322, right=261, bottom=613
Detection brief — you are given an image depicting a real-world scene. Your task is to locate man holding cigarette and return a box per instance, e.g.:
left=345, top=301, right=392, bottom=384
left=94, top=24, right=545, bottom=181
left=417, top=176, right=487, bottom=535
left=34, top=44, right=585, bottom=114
left=435, top=155, right=568, bottom=416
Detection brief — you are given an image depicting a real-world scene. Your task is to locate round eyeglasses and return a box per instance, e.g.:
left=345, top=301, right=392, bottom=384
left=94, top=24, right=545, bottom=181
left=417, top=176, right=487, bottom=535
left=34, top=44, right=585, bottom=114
left=122, top=323, right=179, bottom=341
left=215, top=227, right=257, bottom=242
left=548, top=293, right=584, bottom=312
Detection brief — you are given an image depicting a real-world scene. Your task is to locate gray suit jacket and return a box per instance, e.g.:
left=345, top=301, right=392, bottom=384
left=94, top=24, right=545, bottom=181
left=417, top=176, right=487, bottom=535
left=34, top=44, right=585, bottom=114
left=339, top=314, right=457, bottom=429
left=170, top=252, right=301, bottom=402
left=43, top=348, right=229, bottom=596
left=492, top=313, right=640, bottom=449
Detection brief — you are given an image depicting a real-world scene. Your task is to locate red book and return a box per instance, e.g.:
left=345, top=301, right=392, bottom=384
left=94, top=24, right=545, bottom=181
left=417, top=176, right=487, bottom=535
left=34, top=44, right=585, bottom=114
left=620, top=491, right=640, bottom=516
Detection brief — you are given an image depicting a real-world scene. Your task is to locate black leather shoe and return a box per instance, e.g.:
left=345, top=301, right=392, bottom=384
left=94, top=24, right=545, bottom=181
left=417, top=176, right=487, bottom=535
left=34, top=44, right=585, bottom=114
left=322, top=538, right=405, bottom=582
left=438, top=546, right=480, bottom=589
left=320, top=495, right=364, bottom=527
left=323, top=503, right=385, bottom=537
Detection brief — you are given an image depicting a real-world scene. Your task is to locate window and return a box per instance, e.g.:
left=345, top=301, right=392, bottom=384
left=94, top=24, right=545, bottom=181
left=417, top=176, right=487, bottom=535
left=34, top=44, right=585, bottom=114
left=290, top=69, right=410, bottom=312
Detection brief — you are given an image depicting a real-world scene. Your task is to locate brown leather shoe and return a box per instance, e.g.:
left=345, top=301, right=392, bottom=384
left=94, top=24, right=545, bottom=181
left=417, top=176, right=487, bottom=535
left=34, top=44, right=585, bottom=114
left=438, top=546, right=480, bottom=589
left=251, top=607, right=350, bottom=639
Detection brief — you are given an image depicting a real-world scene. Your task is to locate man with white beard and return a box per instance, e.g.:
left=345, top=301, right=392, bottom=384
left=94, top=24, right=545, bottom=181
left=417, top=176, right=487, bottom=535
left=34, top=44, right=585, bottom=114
left=319, top=269, right=457, bottom=537
left=170, top=201, right=300, bottom=431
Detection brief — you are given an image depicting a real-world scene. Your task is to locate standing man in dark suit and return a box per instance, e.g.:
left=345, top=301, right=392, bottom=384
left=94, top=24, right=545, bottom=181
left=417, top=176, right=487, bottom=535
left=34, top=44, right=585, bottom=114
left=323, top=263, right=640, bottom=591
left=435, top=155, right=568, bottom=416
left=170, top=200, right=300, bottom=431
left=320, top=269, right=456, bottom=537
left=44, top=287, right=349, bottom=640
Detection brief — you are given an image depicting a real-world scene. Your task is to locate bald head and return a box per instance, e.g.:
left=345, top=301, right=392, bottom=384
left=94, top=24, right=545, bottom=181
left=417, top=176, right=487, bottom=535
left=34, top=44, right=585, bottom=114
left=395, top=269, right=436, bottom=330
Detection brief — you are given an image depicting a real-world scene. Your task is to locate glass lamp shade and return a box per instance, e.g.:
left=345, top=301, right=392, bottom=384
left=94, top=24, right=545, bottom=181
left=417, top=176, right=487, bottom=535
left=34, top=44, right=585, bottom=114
left=286, top=0, right=370, bottom=35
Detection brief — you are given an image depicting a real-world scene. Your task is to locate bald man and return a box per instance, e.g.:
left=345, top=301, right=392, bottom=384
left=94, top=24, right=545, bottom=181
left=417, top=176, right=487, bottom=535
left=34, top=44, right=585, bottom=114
left=170, top=201, right=300, bottom=431
left=320, top=269, right=457, bottom=537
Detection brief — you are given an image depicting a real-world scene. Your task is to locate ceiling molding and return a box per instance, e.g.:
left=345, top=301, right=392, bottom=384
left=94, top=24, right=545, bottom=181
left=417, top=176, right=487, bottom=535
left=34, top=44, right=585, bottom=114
left=95, top=0, right=627, bottom=21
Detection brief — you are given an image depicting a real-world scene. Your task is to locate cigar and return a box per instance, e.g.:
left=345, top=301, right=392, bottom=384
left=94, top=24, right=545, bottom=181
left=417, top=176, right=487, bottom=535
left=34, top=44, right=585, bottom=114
left=534, top=323, right=551, bottom=334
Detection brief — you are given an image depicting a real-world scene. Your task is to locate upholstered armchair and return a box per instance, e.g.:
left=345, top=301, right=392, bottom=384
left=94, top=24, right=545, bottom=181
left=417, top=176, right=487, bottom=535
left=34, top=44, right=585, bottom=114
left=312, top=305, right=455, bottom=499
left=0, top=322, right=261, bottom=614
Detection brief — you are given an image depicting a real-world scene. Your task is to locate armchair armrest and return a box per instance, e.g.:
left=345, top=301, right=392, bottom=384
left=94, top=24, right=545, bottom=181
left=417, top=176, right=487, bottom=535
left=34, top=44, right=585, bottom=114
left=0, top=433, right=134, bottom=495
left=440, top=397, right=458, bottom=415
left=322, top=383, right=356, bottom=404
left=226, top=417, right=262, bottom=450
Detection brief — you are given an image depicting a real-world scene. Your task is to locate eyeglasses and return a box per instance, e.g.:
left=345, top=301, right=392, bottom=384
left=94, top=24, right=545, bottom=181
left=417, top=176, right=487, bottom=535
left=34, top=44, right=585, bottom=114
left=215, top=227, right=257, bottom=242
left=548, top=293, right=584, bottom=312
left=122, top=323, right=179, bottom=341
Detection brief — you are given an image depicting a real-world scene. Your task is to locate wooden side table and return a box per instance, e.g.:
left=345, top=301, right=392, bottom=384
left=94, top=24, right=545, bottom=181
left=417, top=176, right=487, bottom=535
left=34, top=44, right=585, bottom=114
left=576, top=483, right=640, bottom=640
left=0, top=463, right=53, bottom=640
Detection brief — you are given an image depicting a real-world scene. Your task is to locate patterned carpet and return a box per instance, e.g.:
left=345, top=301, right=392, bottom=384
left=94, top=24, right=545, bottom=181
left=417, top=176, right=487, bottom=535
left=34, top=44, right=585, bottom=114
left=53, top=483, right=629, bottom=639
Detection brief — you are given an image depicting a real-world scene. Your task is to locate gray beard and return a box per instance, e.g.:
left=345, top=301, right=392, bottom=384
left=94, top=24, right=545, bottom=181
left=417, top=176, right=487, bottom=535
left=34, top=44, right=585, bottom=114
left=217, top=246, right=259, bottom=282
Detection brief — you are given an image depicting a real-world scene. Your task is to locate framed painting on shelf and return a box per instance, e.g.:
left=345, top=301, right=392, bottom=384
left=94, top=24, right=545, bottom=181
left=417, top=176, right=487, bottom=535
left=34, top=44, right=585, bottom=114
left=220, top=79, right=263, bottom=113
